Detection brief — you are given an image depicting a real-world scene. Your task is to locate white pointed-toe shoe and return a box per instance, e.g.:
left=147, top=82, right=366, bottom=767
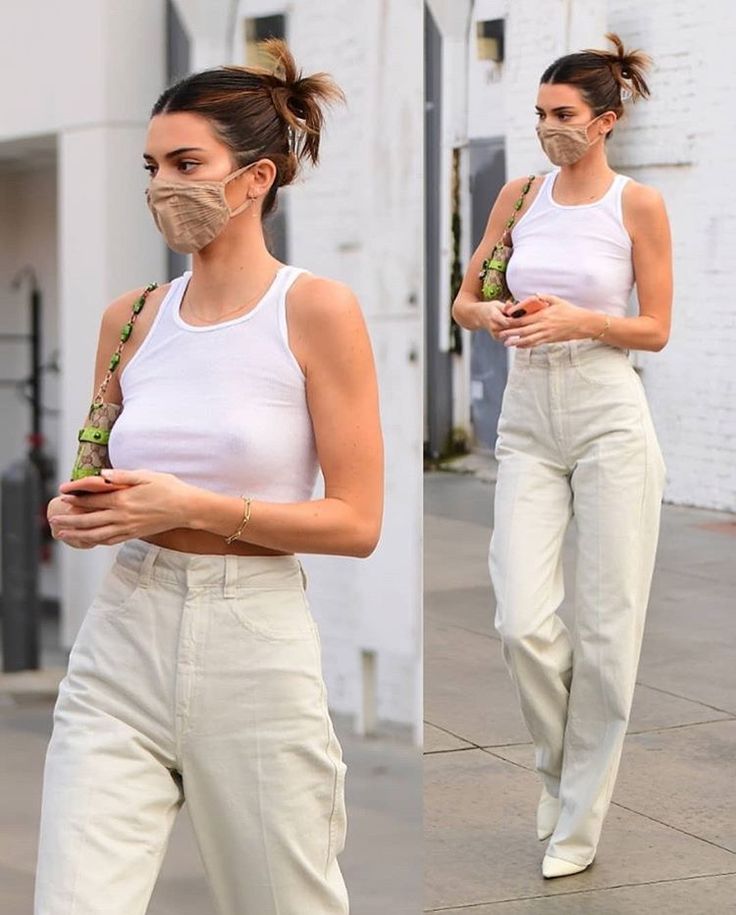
left=536, top=786, right=561, bottom=841
left=542, top=854, right=591, bottom=878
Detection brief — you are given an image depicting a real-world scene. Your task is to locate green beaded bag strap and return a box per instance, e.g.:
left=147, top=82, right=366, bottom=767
left=70, top=282, right=158, bottom=480
left=88, top=281, right=159, bottom=412
left=479, top=175, right=536, bottom=301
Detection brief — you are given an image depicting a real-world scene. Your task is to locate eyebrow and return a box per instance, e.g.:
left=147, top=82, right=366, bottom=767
left=142, top=147, right=207, bottom=161
left=535, top=106, right=576, bottom=113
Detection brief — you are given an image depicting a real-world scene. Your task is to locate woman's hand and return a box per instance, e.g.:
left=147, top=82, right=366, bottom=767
left=47, top=495, right=95, bottom=550
left=477, top=299, right=517, bottom=340
left=498, top=293, right=599, bottom=348
left=53, top=470, right=196, bottom=547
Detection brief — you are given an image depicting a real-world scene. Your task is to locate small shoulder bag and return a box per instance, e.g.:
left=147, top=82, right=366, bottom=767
left=478, top=175, right=535, bottom=302
left=69, top=282, right=158, bottom=480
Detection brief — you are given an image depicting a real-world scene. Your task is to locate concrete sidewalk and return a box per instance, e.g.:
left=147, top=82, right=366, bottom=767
left=424, top=467, right=736, bottom=914
left=0, top=635, right=421, bottom=914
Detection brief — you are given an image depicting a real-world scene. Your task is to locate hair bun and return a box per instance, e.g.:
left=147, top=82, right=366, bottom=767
left=256, top=38, right=345, bottom=169
left=286, top=95, right=308, bottom=120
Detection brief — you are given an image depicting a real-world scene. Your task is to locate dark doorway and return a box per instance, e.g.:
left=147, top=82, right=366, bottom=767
left=467, top=137, right=507, bottom=451
left=424, top=4, right=452, bottom=460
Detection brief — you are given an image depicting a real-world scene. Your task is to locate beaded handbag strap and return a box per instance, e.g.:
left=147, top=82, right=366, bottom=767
left=496, top=174, right=536, bottom=247
left=91, top=282, right=158, bottom=407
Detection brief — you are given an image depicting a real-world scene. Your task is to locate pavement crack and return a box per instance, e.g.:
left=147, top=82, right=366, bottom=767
left=635, top=680, right=736, bottom=718
left=424, top=869, right=736, bottom=910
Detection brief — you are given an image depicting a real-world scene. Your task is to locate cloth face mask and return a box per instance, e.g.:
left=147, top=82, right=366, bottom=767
left=145, top=162, right=258, bottom=254
left=535, top=113, right=609, bottom=166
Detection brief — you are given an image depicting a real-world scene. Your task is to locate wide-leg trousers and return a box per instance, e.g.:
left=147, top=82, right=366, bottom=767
left=488, top=338, right=667, bottom=867
left=34, top=538, right=349, bottom=914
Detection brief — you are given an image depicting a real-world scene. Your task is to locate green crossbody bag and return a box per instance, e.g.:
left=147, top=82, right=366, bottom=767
left=478, top=175, right=535, bottom=303
left=69, top=283, right=158, bottom=480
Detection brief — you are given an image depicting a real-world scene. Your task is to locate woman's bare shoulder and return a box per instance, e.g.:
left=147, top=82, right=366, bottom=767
left=621, top=177, right=666, bottom=211
left=498, top=173, right=543, bottom=206
left=101, top=282, right=171, bottom=329
left=621, top=178, right=668, bottom=242
left=286, top=272, right=363, bottom=324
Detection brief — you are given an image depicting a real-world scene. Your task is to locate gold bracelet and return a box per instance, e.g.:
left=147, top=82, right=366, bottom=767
left=591, top=314, right=611, bottom=341
left=224, top=495, right=253, bottom=544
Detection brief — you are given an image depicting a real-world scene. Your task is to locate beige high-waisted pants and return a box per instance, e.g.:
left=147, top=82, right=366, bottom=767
left=34, top=538, right=349, bottom=914
left=489, top=338, right=667, bottom=868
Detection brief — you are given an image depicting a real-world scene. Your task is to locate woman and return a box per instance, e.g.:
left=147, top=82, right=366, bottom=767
left=36, top=39, right=383, bottom=914
left=452, top=34, right=671, bottom=878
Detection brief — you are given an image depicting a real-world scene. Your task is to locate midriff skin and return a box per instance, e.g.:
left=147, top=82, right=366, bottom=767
left=141, top=527, right=291, bottom=557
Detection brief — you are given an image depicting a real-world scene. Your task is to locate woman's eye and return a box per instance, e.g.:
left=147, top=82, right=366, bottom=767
left=178, top=161, right=198, bottom=172
left=143, top=164, right=156, bottom=175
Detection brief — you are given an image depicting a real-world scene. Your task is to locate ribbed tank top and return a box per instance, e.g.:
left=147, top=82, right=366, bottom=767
left=505, top=167, right=634, bottom=317
left=107, top=265, right=320, bottom=502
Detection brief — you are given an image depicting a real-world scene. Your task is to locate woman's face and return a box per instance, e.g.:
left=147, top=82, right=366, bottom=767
left=535, top=82, right=615, bottom=137
left=142, top=111, right=275, bottom=211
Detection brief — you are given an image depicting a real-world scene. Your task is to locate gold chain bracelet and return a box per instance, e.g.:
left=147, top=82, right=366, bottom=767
left=591, top=314, right=611, bottom=341
left=225, top=495, right=253, bottom=544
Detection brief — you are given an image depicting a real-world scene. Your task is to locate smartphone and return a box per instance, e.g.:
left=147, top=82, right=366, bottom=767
left=507, top=296, right=548, bottom=318
left=59, top=478, right=132, bottom=495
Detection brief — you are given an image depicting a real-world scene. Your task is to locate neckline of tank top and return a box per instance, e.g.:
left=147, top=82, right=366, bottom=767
left=172, top=265, right=291, bottom=332
left=546, top=167, right=624, bottom=210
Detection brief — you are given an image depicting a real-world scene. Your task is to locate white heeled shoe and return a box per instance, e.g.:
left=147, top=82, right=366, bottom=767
left=536, top=786, right=561, bottom=841
left=542, top=854, right=591, bottom=878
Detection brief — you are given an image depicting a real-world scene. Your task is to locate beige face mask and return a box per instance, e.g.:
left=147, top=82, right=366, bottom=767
left=535, top=113, right=609, bottom=166
left=145, top=162, right=259, bottom=254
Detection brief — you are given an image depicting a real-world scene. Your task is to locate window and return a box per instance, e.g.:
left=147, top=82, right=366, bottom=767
left=476, top=19, right=504, bottom=63
left=244, top=14, right=286, bottom=65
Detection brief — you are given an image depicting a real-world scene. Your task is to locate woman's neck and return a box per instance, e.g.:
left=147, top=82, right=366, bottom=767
left=184, top=223, right=283, bottom=320
left=553, top=154, right=616, bottom=204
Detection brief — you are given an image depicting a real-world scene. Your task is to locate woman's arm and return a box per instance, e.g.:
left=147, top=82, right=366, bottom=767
left=452, top=176, right=535, bottom=334
left=600, top=182, right=672, bottom=350
left=498, top=183, right=673, bottom=352
left=186, top=277, right=384, bottom=556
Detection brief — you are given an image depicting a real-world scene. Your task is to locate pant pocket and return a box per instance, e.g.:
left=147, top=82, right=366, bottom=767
left=86, top=563, right=142, bottom=619
left=226, top=587, right=315, bottom=640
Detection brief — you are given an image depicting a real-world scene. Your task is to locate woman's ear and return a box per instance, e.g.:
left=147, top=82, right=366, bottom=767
left=248, top=158, right=278, bottom=197
left=602, top=111, right=618, bottom=135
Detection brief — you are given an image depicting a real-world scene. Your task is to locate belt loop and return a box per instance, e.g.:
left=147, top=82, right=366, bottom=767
left=137, top=543, right=161, bottom=588
left=223, top=553, right=237, bottom=599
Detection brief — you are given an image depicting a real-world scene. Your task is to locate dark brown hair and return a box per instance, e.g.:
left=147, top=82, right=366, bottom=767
left=150, top=38, right=345, bottom=216
left=540, top=32, right=652, bottom=139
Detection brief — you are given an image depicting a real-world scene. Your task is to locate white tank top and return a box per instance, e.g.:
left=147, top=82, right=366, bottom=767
left=505, top=167, right=634, bottom=317
left=107, top=265, right=320, bottom=502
